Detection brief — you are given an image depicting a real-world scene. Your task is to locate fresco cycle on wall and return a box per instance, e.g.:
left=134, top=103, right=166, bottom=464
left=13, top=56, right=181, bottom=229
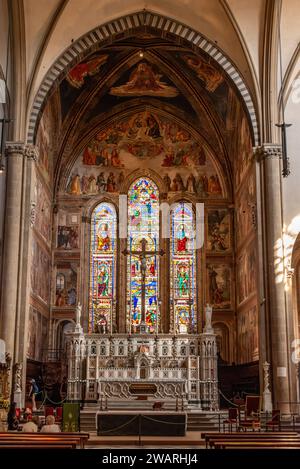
left=207, top=209, right=231, bottom=253
left=237, top=305, right=259, bottom=363
left=65, top=111, right=224, bottom=198
left=207, top=264, right=231, bottom=309
left=31, top=238, right=51, bottom=304
left=27, top=307, right=48, bottom=362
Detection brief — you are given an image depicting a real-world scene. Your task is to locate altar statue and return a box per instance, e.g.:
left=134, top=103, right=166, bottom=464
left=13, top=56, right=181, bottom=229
left=204, top=303, right=213, bottom=333
left=76, top=303, right=82, bottom=325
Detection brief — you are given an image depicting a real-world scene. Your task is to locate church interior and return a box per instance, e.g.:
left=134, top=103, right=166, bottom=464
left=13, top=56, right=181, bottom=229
left=0, top=0, right=300, bottom=451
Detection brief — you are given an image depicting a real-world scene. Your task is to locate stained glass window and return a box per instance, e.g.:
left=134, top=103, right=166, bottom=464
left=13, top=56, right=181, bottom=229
left=171, top=202, right=196, bottom=334
left=127, top=178, right=159, bottom=333
left=89, top=203, right=117, bottom=333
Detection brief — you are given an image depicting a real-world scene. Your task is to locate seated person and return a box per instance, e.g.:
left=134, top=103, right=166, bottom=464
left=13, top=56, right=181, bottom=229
left=22, top=414, right=38, bottom=432
left=40, top=414, right=61, bottom=433
left=7, top=402, right=19, bottom=430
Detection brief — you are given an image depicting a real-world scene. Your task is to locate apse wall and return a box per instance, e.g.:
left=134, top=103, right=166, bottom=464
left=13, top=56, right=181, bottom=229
left=27, top=98, right=56, bottom=365
left=234, top=106, right=259, bottom=365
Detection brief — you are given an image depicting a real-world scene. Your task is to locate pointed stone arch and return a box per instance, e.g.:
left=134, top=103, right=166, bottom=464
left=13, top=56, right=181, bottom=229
left=27, top=10, right=259, bottom=145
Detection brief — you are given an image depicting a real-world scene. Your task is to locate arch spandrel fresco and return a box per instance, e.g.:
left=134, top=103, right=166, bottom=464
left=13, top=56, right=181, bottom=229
left=63, top=111, right=225, bottom=199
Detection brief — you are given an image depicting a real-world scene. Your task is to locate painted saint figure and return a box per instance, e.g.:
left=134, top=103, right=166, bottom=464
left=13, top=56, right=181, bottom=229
left=177, top=264, right=189, bottom=297
left=110, top=62, right=178, bottom=97
left=68, top=173, right=81, bottom=195
left=97, top=223, right=111, bottom=251
left=106, top=172, right=116, bottom=192
left=97, top=172, right=106, bottom=192
left=97, top=265, right=109, bottom=297
left=176, top=224, right=188, bottom=252
left=186, top=174, right=196, bottom=192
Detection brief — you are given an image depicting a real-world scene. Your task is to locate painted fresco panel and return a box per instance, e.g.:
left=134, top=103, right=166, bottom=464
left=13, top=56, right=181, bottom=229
left=237, top=305, right=259, bottom=363
left=207, top=264, right=231, bottom=309
left=207, top=209, right=231, bottom=253
left=64, top=111, right=224, bottom=199
left=31, top=238, right=51, bottom=304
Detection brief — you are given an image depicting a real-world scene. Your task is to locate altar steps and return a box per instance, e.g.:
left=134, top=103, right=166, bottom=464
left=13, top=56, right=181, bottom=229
left=80, top=411, right=97, bottom=432
left=80, top=407, right=224, bottom=433
left=187, top=413, right=223, bottom=432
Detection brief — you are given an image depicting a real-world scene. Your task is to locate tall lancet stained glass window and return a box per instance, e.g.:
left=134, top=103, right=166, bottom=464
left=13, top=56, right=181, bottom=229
left=171, top=202, right=196, bottom=334
left=89, top=203, right=117, bottom=333
left=127, top=178, right=160, bottom=333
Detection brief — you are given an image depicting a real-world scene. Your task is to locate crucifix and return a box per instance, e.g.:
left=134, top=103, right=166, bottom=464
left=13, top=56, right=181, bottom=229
left=123, top=238, right=164, bottom=334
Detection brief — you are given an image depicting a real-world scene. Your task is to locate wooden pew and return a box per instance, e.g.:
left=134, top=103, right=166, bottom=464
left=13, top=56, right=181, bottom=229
left=201, top=431, right=299, bottom=448
left=213, top=440, right=300, bottom=449
left=0, top=432, right=90, bottom=449
left=207, top=434, right=300, bottom=448
left=0, top=445, right=74, bottom=449
left=0, top=439, right=77, bottom=449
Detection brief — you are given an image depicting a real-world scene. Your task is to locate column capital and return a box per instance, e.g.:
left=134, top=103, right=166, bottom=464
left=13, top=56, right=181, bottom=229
left=5, top=141, right=26, bottom=157
left=25, top=144, right=39, bottom=161
left=5, top=142, right=39, bottom=161
left=254, top=143, right=282, bottom=162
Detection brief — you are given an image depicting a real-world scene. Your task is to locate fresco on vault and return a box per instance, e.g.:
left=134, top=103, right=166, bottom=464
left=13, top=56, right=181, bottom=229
left=235, top=113, right=253, bottom=188
left=110, top=62, right=178, bottom=97
left=66, top=55, right=108, bottom=88
left=183, top=55, right=224, bottom=92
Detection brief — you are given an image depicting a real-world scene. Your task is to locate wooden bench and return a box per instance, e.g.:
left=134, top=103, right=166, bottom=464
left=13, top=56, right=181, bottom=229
left=0, top=432, right=89, bottom=449
left=213, top=440, right=300, bottom=449
left=207, top=434, right=300, bottom=449
left=201, top=431, right=299, bottom=448
left=38, top=432, right=90, bottom=448
left=0, top=445, right=75, bottom=449
left=0, top=439, right=77, bottom=449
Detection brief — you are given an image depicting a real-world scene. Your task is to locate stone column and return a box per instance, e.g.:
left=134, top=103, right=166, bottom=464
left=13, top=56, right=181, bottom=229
left=0, top=142, right=26, bottom=366
left=17, top=145, right=38, bottom=406
left=256, top=144, right=291, bottom=412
